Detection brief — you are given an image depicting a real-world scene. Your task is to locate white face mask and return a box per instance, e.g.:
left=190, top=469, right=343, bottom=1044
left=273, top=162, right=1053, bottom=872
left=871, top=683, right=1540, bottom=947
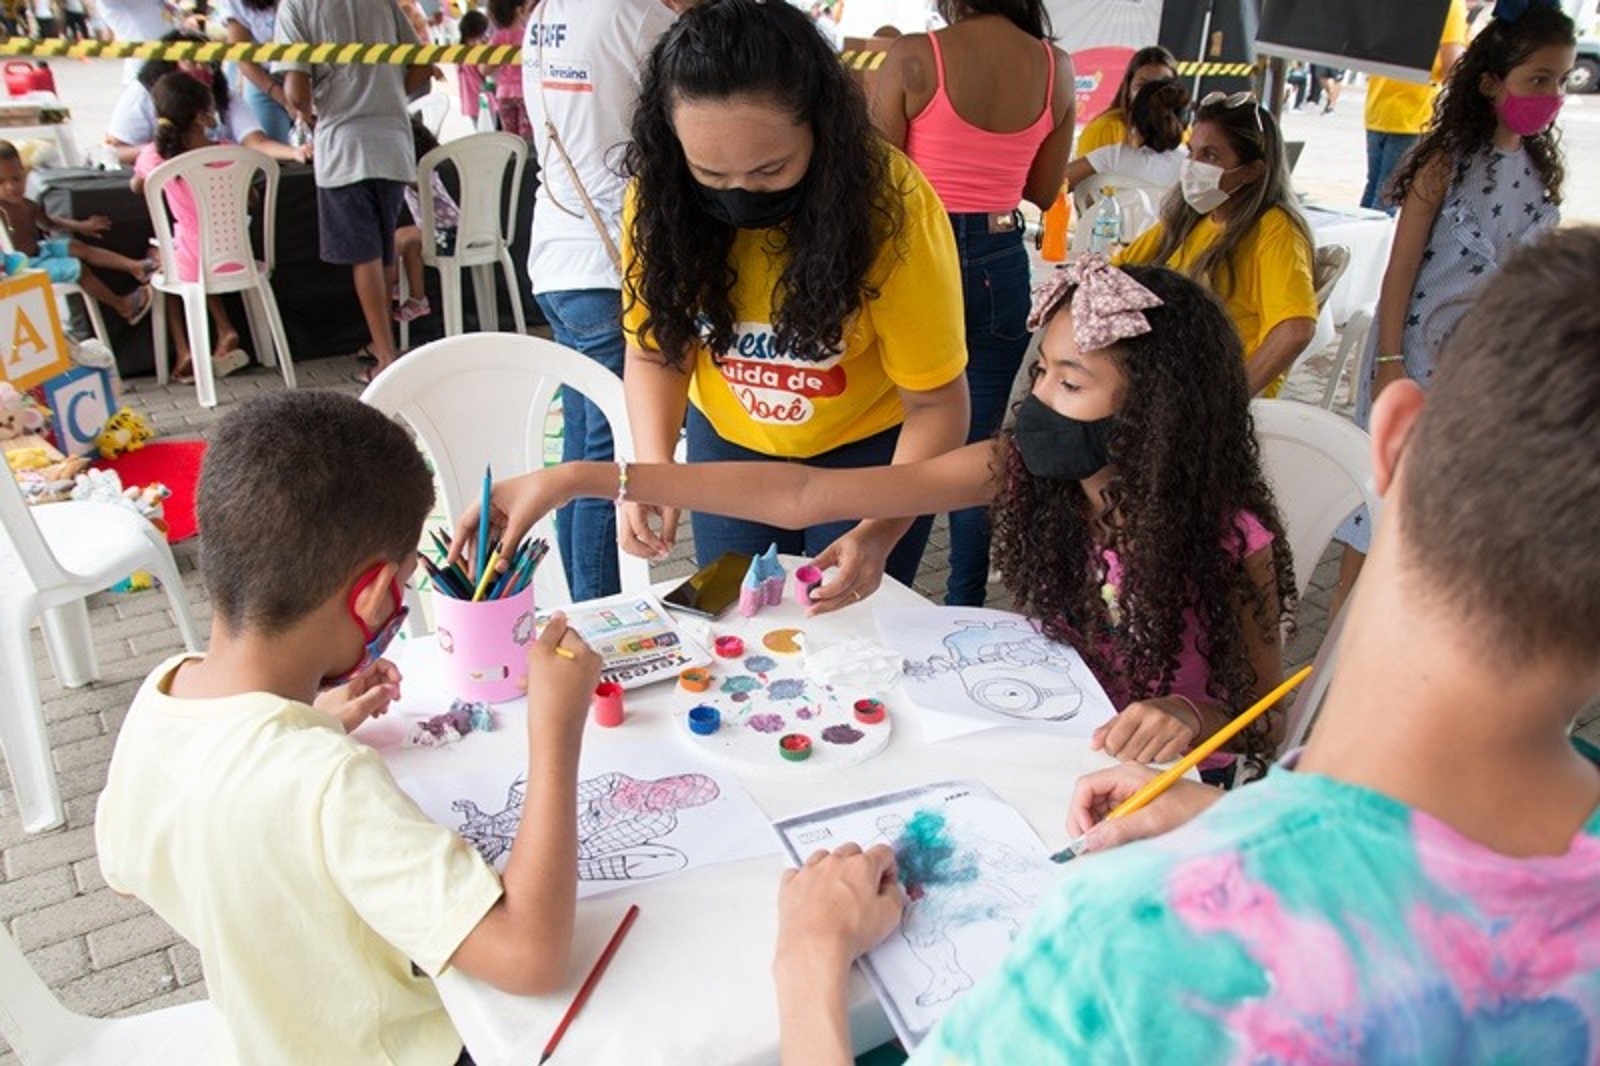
left=1180, top=158, right=1233, bottom=215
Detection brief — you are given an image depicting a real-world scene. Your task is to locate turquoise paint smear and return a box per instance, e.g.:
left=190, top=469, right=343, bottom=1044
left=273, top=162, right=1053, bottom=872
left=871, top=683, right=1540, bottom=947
left=894, top=809, right=979, bottom=897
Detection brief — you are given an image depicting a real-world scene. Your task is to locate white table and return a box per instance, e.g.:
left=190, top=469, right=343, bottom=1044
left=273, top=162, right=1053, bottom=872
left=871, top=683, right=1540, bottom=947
left=358, top=574, right=1121, bottom=1066
left=1304, top=201, right=1394, bottom=327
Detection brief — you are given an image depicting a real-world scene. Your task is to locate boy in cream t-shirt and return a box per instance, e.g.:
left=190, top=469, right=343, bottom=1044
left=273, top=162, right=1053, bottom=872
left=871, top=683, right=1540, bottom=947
left=97, top=391, right=601, bottom=1064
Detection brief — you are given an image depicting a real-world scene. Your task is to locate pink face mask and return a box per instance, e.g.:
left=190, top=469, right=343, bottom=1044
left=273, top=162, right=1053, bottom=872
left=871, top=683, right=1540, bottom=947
left=1496, top=91, right=1563, bottom=136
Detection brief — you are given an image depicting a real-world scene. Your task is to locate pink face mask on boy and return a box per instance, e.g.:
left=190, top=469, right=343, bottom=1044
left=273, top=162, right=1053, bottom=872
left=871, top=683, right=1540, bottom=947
left=1496, top=91, right=1564, bottom=136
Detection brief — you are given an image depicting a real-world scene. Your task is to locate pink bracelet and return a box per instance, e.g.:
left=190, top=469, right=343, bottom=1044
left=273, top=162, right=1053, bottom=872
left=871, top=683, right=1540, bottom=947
left=1170, top=694, right=1205, bottom=739
left=614, top=459, right=629, bottom=507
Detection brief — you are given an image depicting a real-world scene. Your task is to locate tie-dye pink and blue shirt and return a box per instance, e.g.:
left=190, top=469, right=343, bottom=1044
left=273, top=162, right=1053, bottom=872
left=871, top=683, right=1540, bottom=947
left=913, top=759, right=1600, bottom=1063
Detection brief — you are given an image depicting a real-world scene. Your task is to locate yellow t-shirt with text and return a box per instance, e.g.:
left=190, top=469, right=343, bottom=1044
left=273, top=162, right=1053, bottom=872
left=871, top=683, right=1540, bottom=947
left=96, top=655, right=505, bottom=1066
left=1365, top=0, right=1470, bottom=134
left=1117, top=207, right=1317, bottom=398
left=622, top=147, right=967, bottom=459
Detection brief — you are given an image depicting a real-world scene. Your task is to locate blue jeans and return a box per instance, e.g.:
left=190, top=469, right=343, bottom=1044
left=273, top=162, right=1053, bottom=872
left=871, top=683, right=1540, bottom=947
left=944, top=215, right=1032, bottom=606
left=1361, top=130, right=1419, bottom=214
left=684, top=407, right=934, bottom=587
left=244, top=79, right=294, bottom=146
left=536, top=289, right=625, bottom=601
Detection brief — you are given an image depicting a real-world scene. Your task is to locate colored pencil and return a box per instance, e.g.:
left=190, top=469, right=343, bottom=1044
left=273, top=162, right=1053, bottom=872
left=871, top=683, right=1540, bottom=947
left=475, top=464, right=492, bottom=582
left=539, top=905, right=640, bottom=1063
left=1050, top=664, right=1314, bottom=863
left=416, top=553, right=467, bottom=600
left=428, top=529, right=472, bottom=589
left=470, top=547, right=502, bottom=602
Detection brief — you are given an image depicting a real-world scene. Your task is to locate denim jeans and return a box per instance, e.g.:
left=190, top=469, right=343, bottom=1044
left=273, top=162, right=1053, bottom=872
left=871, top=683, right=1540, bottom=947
left=944, top=215, right=1033, bottom=606
left=684, top=407, right=934, bottom=587
left=1361, top=130, right=1419, bottom=215
left=536, top=289, right=625, bottom=601
left=244, top=79, right=294, bottom=146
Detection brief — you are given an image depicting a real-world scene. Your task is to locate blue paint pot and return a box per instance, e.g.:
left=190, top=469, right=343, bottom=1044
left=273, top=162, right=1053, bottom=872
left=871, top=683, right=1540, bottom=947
left=688, top=705, right=722, bottom=735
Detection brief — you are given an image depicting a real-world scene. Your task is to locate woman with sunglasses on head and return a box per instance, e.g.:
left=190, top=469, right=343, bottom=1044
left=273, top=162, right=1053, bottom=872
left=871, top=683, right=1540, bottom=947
left=868, top=0, right=1075, bottom=607
left=1115, top=92, right=1316, bottom=398
left=619, top=0, right=970, bottom=614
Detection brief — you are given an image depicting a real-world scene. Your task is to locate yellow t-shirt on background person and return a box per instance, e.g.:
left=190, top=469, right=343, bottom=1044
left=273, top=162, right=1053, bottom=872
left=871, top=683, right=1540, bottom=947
left=1117, top=206, right=1317, bottom=398
left=1077, top=109, right=1129, bottom=155
left=622, top=147, right=967, bottom=459
left=1365, top=0, right=1470, bottom=134
left=96, top=655, right=505, bottom=1066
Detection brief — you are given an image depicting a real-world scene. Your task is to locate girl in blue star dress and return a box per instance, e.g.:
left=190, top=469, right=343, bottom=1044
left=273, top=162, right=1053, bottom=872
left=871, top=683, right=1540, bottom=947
left=1334, top=1, right=1573, bottom=574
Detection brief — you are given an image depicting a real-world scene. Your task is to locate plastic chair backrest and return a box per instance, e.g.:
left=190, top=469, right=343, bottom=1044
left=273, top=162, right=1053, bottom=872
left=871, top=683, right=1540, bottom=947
left=360, top=333, right=651, bottom=598
left=1250, top=399, right=1382, bottom=600
left=1, top=923, right=83, bottom=1062
left=0, top=462, right=68, bottom=589
left=417, top=132, right=527, bottom=267
left=142, top=145, right=278, bottom=289
left=1071, top=181, right=1164, bottom=256
left=1312, top=243, right=1350, bottom=310
left=408, top=90, right=450, bottom=138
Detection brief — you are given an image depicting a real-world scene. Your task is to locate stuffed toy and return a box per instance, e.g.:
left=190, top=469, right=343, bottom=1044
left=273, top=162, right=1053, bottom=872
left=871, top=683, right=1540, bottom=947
left=0, top=382, right=45, bottom=442
left=96, top=408, right=155, bottom=459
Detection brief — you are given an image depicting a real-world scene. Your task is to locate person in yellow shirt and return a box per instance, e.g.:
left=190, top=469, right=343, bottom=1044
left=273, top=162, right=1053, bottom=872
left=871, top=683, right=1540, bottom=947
left=619, top=0, right=969, bottom=611
left=1116, top=92, right=1316, bottom=397
left=1361, top=0, right=1469, bottom=212
left=1077, top=45, right=1179, bottom=155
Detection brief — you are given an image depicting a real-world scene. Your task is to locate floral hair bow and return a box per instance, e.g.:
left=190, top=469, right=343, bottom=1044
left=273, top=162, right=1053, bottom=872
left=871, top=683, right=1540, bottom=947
left=1493, top=0, right=1559, bottom=21
left=1026, top=254, right=1164, bottom=352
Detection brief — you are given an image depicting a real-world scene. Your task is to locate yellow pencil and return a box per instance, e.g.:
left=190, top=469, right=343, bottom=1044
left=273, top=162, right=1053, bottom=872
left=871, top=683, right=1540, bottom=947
left=470, top=548, right=502, bottom=602
left=1052, top=664, right=1314, bottom=862
left=554, top=647, right=577, bottom=660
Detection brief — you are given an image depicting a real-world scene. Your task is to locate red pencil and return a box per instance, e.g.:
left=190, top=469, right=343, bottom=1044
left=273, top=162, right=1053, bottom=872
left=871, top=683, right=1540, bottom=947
left=539, top=904, right=641, bottom=1063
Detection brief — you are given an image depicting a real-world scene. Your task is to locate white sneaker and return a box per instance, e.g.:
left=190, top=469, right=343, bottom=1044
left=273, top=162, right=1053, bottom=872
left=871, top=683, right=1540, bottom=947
left=213, top=349, right=250, bottom=378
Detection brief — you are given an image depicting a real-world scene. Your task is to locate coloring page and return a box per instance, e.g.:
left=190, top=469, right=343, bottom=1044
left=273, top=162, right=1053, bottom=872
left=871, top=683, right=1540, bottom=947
left=875, top=607, right=1118, bottom=737
left=775, top=782, right=1063, bottom=1050
left=398, top=740, right=780, bottom=898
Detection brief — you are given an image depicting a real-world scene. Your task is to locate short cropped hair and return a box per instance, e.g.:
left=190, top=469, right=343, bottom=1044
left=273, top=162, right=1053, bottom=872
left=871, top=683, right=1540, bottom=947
left=1401, top=226, right=1600, bottom=664
left=0, top=140, right=20, bottom=166
left=197, top=391, right=433, bottom=635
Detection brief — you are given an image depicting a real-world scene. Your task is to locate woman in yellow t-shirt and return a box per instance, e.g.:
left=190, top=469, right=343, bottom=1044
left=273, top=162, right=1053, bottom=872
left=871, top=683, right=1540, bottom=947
left=1116, top=93, right=1316, bottom=397
left=618, top=0, right=970, bottom=611
left=1077, top=45, right=1179, bottom=155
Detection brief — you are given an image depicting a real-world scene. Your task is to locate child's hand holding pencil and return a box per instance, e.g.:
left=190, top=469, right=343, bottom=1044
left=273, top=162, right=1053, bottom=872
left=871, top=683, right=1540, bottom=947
left=1065, top=764, right=1222, bottom=855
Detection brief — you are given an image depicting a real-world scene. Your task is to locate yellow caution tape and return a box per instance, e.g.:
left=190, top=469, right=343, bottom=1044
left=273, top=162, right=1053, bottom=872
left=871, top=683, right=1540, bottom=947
left=0, top=37, right=522, bottom=65
left=1175, top=61, right=1257, bottom=77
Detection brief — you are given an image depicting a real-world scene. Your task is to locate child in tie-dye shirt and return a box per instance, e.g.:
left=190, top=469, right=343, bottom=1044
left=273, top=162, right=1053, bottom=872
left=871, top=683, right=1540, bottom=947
left=774, top=226, right=1600, bottom=1064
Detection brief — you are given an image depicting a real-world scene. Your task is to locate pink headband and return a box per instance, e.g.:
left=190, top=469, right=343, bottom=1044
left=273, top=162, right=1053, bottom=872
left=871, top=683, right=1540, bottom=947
left=1027, top=254, right=1164, bottom=352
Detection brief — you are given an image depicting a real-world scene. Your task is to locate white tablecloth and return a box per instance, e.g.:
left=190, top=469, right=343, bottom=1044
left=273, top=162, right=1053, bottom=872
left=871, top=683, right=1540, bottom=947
left=1304, top=202, right=1395, bottom=327
left=359, top=573, right=1122, bottom=1066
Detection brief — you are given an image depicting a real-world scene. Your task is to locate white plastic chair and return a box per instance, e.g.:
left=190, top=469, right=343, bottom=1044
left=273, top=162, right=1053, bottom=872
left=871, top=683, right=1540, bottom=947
left=1321, top=305, right=1374, bottom=410
left=2, top=924, right=223, bottom=1064
left=142, top=145, right=297, bottom=409
left=1287, top=243, right=1352, bottom=385
left=0, top=474, right=202, bottom=832
left=1251, top=399, right=1382, bottom=602
left=360, top=334, right=649, bottom=621
left=0, top=228, right=113, bottom=349
left=408, top=90, right=450, bottom=139
left=1070, top=180, right=1164, bottom=256
left=417, top=132, right=528, bottom=338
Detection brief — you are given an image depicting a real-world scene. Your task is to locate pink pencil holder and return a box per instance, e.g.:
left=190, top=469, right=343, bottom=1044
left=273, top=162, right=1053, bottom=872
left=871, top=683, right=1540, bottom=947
left=433, top=585, right=536, bottom=704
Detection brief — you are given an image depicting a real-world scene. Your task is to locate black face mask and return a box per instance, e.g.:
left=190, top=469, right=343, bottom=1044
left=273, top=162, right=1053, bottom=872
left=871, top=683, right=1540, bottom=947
left=1011, top=394, right=1115, bottom=481
left=693, top=179, right=806, bottom=229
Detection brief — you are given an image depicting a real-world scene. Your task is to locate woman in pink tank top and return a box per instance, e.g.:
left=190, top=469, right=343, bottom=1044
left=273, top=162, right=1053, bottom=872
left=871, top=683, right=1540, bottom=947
left=871, top=0, right=1075, bottom=609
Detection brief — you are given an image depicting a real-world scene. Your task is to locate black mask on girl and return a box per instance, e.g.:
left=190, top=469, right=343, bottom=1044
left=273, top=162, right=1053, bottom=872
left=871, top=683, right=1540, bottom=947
left=693, top=179, right=806, bottom=229
left=1011, top=394, right=1115, bottom=481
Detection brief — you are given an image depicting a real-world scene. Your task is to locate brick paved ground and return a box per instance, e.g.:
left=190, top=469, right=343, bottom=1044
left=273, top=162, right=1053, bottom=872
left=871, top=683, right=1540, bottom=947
left=4, top=336, right=1597, bottom=1062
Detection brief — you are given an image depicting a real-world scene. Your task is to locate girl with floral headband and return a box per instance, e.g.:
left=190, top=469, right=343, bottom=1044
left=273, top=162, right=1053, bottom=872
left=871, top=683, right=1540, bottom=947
left=459, top=259, right=1297, bottom=779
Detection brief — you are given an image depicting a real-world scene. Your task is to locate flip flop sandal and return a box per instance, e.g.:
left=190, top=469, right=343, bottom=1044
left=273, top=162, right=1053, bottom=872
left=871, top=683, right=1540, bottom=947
left=214, top=349, right=251, bottom=378
left=351, top=365, right=379, bottom=386
left=125, top=285, right=154, bottom=325
left=355, top=345, right=378, bottom=367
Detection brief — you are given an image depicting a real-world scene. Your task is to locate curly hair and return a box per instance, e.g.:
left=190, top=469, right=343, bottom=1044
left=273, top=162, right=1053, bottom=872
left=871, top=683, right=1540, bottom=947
left=1389, top=6, right=1572, bottom=208
left=622, top=0, right=903, bottom=368
left=989, top=266, right=1298, bottom=774
left=138, top=30, right=230, bottom=119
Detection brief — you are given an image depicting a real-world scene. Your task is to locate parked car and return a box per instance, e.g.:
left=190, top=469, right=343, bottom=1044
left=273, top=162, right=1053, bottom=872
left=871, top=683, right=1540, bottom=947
left=1573, top=39, right=1599, bottom=94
